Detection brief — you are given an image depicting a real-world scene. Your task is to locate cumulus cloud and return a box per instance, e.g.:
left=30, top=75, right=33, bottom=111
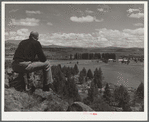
left=128, top=13, right=144, bottom=18
left=6, top=28, right=144, bottom=48
left=85, top=9, right=94, bottom=14
left=17, top=28, right=29, bottom=36
left=95, top=28, right=144, bottom=47
left=127, top=8, right=141, bottom=13
left=26, top=10, right=41, bottom=14
left=38, top=27, right=144, bottom=48
left=9, top=9, right=18, bottom=13
left=6, top=28, right=29, bottom=40
left=127, top=8, right=144, bottom=19
left=47, top=22, right=53, bottom=26
left=97, top=8, right=104, bottom=12
left=134, top=23, right=144, bottom=27
left=9, top=18, right=40, bottom=26
left=70, top=15, right=103, bottom=23
left=97, top=5, right=111, bottom=12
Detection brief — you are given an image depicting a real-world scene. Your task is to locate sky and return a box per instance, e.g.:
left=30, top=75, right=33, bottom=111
left=5, top=3, right=145, bottom=48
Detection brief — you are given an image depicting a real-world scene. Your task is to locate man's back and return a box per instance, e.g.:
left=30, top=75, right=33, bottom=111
left=13, top=39, right=46, bottom=62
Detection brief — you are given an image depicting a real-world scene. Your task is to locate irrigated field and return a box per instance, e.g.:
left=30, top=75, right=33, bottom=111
left=50, top=60, right=144, bottom=89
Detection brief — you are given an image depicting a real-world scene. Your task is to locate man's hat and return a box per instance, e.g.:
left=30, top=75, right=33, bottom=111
left=30, top=31, right=39, bottom=40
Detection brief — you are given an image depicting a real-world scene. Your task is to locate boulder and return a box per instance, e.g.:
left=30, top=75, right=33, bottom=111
left=67, top=102, right=94, bottom=111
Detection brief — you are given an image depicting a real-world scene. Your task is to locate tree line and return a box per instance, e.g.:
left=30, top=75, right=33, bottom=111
left=74, top=53, right=116, bottom=60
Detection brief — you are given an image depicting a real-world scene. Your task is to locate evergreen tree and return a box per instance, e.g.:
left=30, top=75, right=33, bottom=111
left=93, top=68, right=103, bottom=88
left=87, top=69, right=93, bottom=79
left=65, top=67, right=71, bottom=78
left=114, top=85, right=130, bottom=109
left=136, top=82, right=144, bottom=99
left=58, top=64, right=61, bottom=70
left=66, top=78, right=81, bottom=101
left=74, top=64, right=79, bottom=75
left=79, top=70, right=85, bottom=84
left=88, top=80, right=98, bottom=102
left=103, top=83, right=111, bottom=103
left=53, top=68, right=66, bottom=94
left=82, top=67, right=87, bottom=77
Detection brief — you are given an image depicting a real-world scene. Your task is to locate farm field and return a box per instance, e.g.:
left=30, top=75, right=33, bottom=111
left=50, top=59, right=144, bottom=89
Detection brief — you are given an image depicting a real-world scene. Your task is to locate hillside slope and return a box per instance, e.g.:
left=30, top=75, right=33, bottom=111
left=5, top=88, right=69, bottom=111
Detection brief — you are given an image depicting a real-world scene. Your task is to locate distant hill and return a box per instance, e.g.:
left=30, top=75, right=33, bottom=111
left=5, top=40, right=144, bottom=58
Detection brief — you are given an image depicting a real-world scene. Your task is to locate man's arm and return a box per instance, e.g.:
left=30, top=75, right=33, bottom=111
left=35, top=41, right=47, bottom=62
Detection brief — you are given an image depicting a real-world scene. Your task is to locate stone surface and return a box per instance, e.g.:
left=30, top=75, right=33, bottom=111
left=67, top=102, right=94, bottom=111
left=5, top=87, right=69, bottom=111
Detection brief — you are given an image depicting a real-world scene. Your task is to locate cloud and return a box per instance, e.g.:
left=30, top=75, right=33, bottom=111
left=127, top=8, right=141, bottom=13
left=6, top=28, right=144, bottom=48
left=9, top=9, right=18, bottom=13
left=97, top=5, right=111, bottom=12
left=128, top=13, right=144, bottom=18
left=95, top=28, right=144, bottom=47
left=17, top=28, right=29, bottom=36
left=39, top=33, right=97, bottom=47
left=85, top=9, right=94, bottom=14
left=97, top=8, right=104, bottom=12
left=123, top=28, right=144, bottom=36
left=133, top=23, right=144, bottom=27
left=94, top=18, right=103, bottom=22
left=26, top=10, right=41, bottom=14
left=6, top=28, right=29, bottom=40
left=127, top=8, right=144, bottom=19
left=9, top=18, right=40, bottom=26
left=38, top=27, right=144, bottom=48
left=47, top=22, right=53, bottom=26
left=70, top=15, right=103, bottom=23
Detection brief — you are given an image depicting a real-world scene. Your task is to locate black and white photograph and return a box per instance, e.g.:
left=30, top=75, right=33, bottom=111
left=2, top=1, right=148, bottom=121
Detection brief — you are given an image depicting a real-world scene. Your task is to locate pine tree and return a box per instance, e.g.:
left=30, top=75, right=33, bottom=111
left=103, top=83, right=111, bottom=103
left=136, top=82, right=144, bottom=99
left=82, top=67, right=87, bottom=77
left=93, top=68, right=103, bottom=88
left=114, top=85, right=130, bottom=109
left=87, top=69, right=93, bottom=79
left=52, top=67, right=66, bottom=94
left=74, top=64, right=79, bottom=75
left=66, top=78, right=81, bottom=101
left=79, top=70, right=85, bottom=84
left=65, top=67, right=71, bottom=78
left=88, top=80, right=98, bottom=102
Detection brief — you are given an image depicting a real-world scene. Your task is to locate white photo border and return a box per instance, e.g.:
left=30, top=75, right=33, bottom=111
left=1, top=1, right=148, bottom=121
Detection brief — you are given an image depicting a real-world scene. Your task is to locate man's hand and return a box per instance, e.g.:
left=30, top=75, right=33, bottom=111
left=44, top=60, right=51, bottom=71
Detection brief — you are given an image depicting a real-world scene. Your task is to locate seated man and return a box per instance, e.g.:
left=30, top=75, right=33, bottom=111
left=12, top=31, right=53, bottom=91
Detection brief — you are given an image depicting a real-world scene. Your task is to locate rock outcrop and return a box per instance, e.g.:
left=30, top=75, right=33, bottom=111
left=5, top=88, right=69, bottom=111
